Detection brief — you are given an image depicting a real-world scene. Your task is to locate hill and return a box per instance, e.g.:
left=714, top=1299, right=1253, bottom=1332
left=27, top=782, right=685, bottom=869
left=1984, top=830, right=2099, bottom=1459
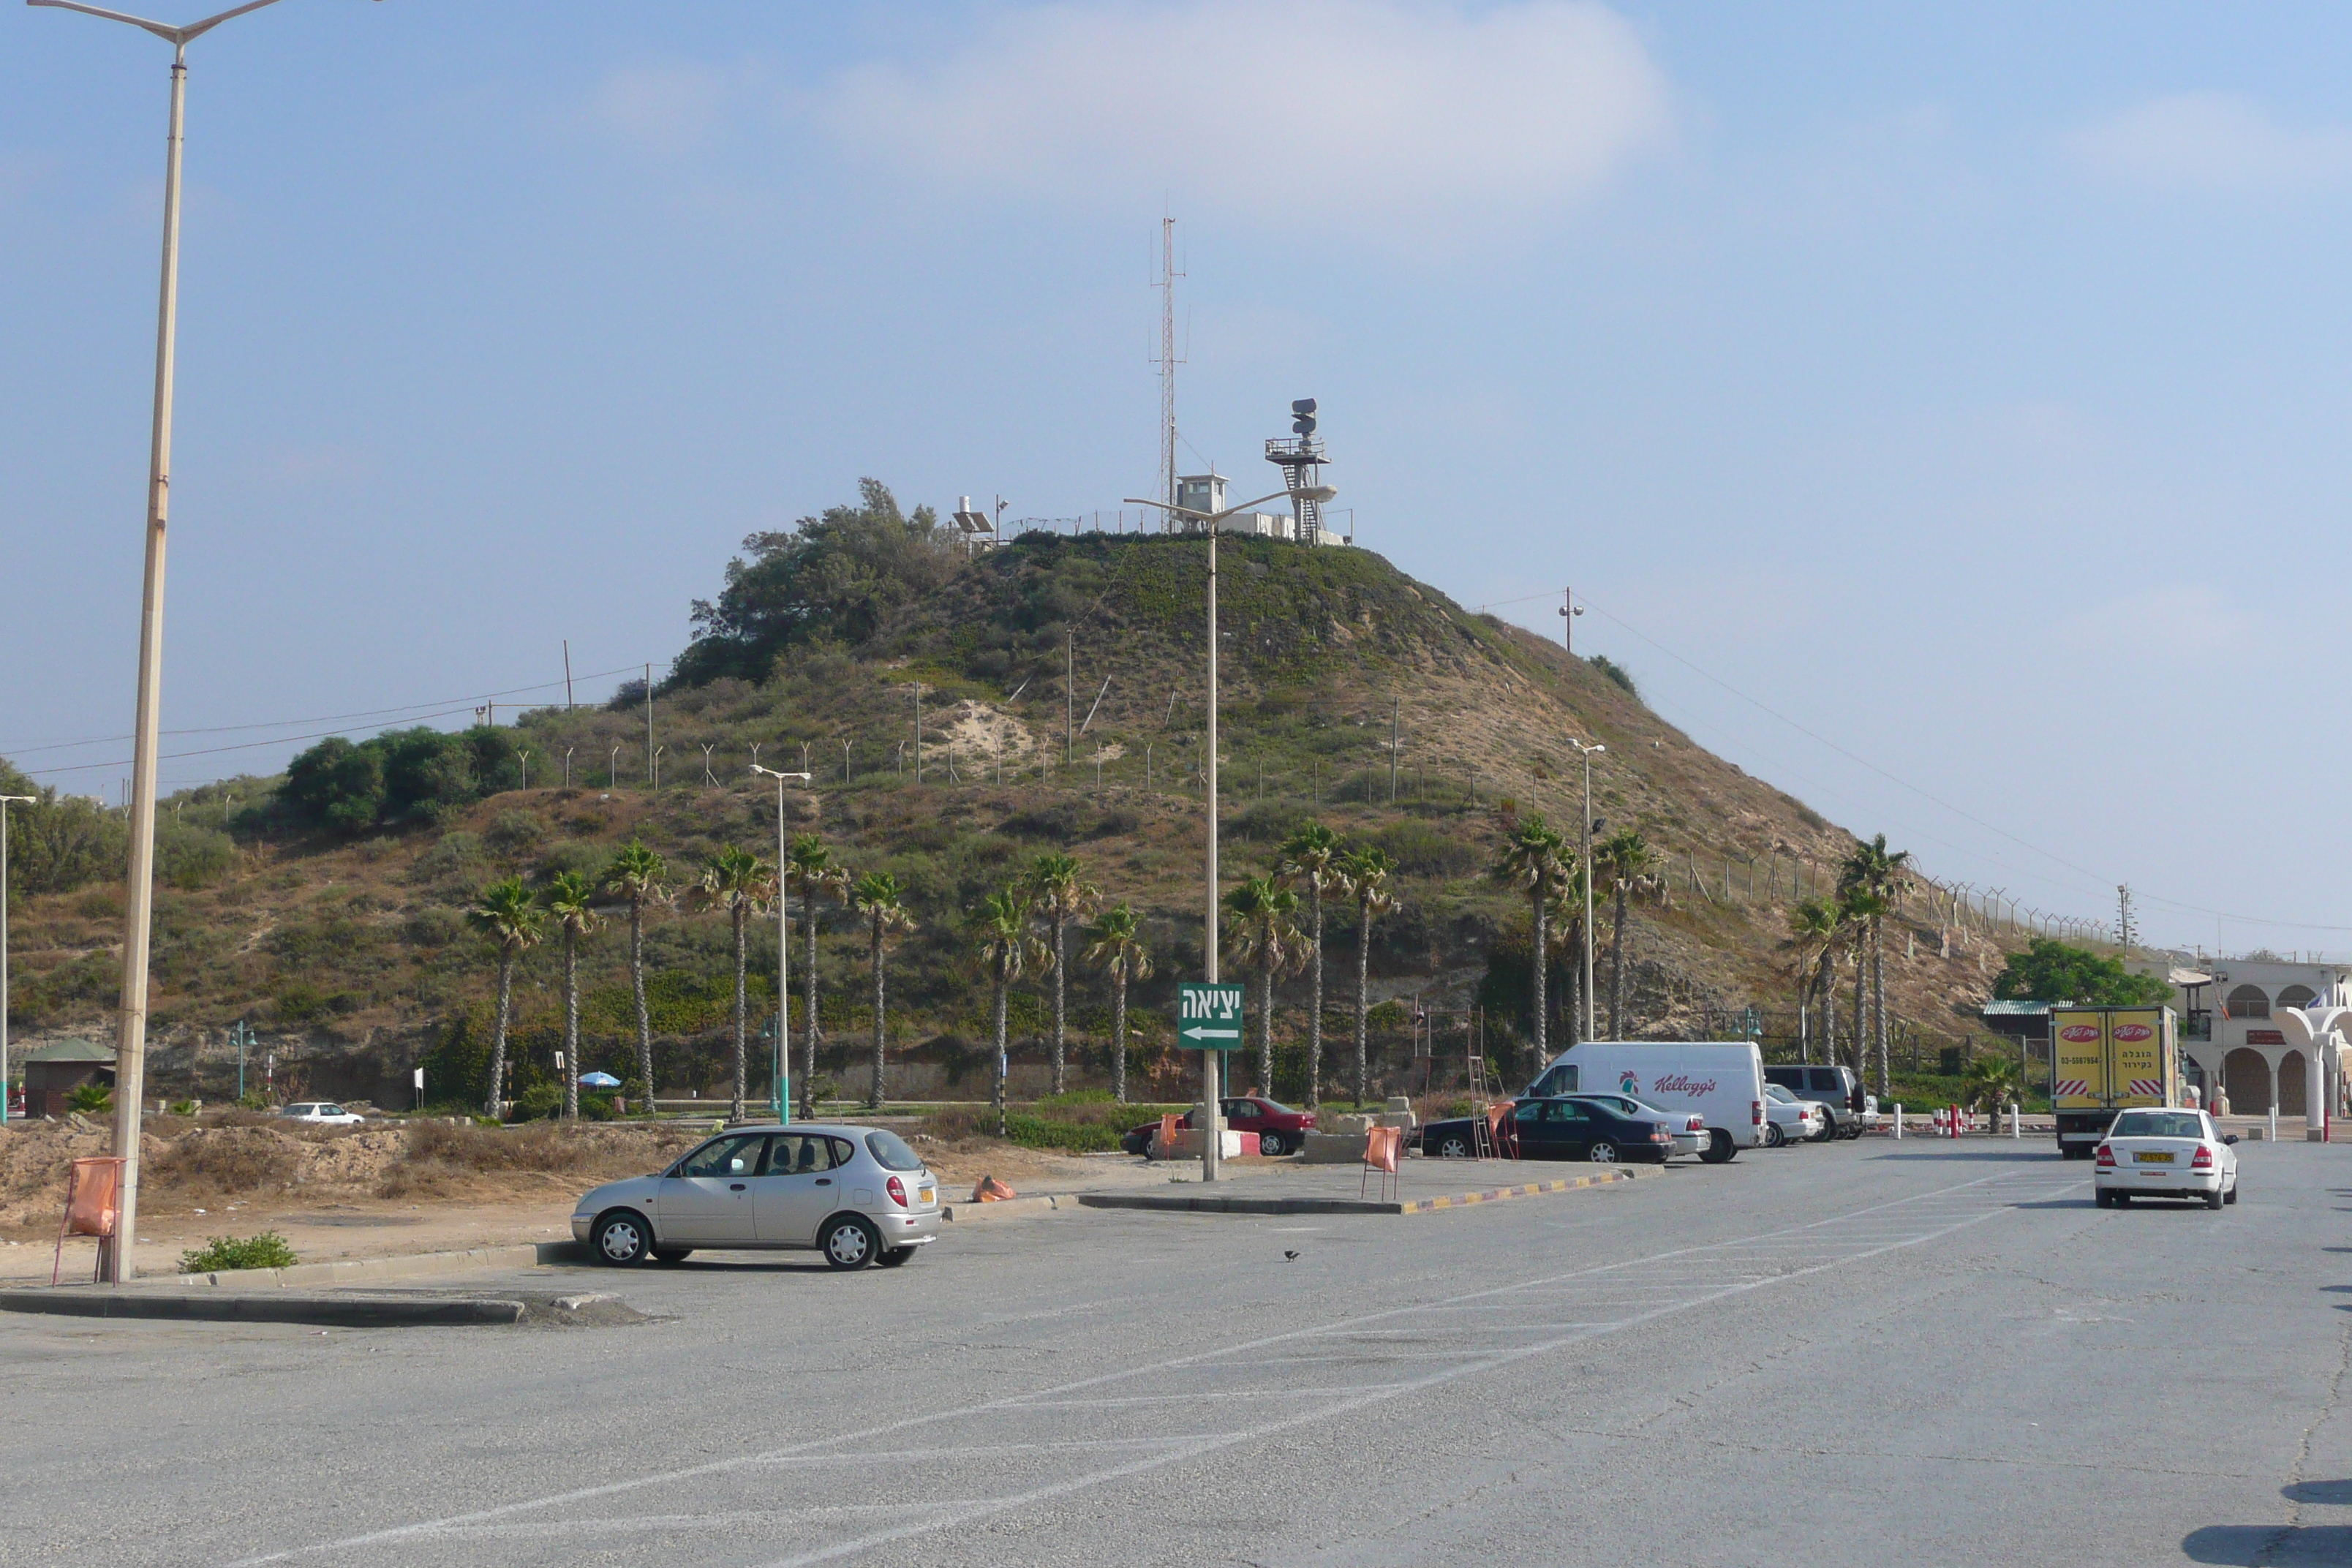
left=1, top=491, right=2029, bottom=1110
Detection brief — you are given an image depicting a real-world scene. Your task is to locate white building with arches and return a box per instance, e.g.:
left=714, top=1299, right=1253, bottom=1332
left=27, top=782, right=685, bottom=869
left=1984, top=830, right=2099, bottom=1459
left=2138, top=956, right=2352, bottom=1125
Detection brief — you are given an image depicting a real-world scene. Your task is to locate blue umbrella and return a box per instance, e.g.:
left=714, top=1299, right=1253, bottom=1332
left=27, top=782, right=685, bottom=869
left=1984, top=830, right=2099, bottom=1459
left=577, top=1071, right=622, bottom=1089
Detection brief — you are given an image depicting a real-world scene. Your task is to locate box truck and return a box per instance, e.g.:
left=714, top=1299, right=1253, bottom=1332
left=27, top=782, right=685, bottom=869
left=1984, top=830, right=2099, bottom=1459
left=2051, top=1006, right=2179, bottom=1158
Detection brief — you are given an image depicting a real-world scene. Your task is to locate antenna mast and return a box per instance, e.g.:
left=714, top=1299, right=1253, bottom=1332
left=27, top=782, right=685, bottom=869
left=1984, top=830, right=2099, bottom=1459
left=1153, top=215, right=1183, bottom=522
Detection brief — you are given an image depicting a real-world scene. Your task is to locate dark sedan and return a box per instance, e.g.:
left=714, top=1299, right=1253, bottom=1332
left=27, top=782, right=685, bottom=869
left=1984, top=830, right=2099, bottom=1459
left=1422, top=1096, right=1674, bottom=1164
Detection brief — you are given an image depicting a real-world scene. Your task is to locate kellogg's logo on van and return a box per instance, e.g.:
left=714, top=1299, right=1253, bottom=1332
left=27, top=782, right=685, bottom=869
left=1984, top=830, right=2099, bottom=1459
left=2057, top=1025, right=2101, bottom=1043
left=1652, top=1074, right=1718, bottom=1098
left=2113, top=1024, right=2153, bottom=1041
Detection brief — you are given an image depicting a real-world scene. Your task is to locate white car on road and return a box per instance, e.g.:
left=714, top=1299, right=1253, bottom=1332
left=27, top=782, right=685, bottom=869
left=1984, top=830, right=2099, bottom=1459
left=277, top=1101, right=363, bottom=1126
left=1761, top=1085, right=1828, bottom=1147
left=2095, top=1108, right=2239, bottom=1210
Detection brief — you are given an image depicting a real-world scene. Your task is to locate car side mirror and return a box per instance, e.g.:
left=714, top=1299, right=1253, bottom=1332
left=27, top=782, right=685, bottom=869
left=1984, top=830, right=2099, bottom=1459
left=2223, top=1135, right=2239, bottom=1146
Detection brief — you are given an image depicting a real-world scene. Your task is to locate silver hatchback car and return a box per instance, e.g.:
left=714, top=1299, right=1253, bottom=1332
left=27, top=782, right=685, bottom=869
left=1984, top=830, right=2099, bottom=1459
left=572, top=1124, right=942, bottom=1270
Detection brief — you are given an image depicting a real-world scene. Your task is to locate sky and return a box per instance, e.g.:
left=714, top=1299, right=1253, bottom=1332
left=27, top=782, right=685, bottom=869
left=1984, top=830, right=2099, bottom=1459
left=5, top=1, right=2351, bottom=958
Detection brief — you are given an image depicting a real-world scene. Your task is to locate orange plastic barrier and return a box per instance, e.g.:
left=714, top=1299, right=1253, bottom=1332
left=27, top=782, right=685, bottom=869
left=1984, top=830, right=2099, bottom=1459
left=972, top=1175, right=1017, bottom=1202
left=1361, top=1125, right=1403, bottom=1202
left=1485, top=1099, right=1519, bottom=1160
left=55, top=1156, right=125, bottom=1286
left=1155, top=1113, right=1180, bottom=1160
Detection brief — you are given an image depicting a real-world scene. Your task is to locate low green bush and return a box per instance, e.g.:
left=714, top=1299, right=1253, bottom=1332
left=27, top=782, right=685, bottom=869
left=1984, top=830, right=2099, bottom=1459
left=180, top=1231, right=298, bottom=1273
left=66, top=1083, right=113, bottom=1115
left=580, top=1093, right=618, bottom=1121
left=1001, top=1113, right=1126, bottom=1153
left=510, top=1082, right=564, bottom=1122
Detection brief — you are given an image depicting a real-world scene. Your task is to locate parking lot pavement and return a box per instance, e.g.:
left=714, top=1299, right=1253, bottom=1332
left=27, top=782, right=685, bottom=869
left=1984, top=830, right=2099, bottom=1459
left=1, top=1138, right=2346, bottom=1567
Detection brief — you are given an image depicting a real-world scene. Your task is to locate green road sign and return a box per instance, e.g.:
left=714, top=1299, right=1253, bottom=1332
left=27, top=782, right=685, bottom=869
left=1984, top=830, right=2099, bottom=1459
left=1177, top=981, right=1245, bottom=1049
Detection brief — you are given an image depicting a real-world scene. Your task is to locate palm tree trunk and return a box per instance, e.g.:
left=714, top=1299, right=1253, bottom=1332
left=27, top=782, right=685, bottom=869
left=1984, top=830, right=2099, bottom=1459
left=1796, top=955, right=1812, bottom=1066
left=991, top=957, right=1009, bottom=1139
left=729, top=901, right=748, bottom=1123
left=1355, top=902, right=1372, bottom=1107
left=562, top=929, right=580, bottom=1120
left=868, top=916, right=887, bottom=1109
left=1609, top=886, right=1629, bottom=1039
left=1305, top=884, right=1324, bottom=1109
left=630, top=898, right=652, bottom=1112
left=1530, top=889, right=1549, bottom=1057
left=1112, top=968, right=1128, bottom=1104
left=1050, top=909, right=1067, bottom=1096
left=1257, top=951, right=1275, bottom=1096
left=485, top=952, right=514, bottom=1119
left=802, top=892, right=821, bottom=1118
left=1824, top=950, right=1838, bottom=1069
left=1852, top=941, right=1866, bottom=1082
left=1872, top=917, right=1888, bottom=1096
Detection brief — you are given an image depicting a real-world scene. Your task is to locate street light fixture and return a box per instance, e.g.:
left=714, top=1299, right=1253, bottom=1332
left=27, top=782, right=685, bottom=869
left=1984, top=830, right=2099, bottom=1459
left=1126, top=485, right=1336, bottom=1181
left=750, top=765, right=812, bottom=1122
left=1566, top=740, right=1605, bottom=1041
left=30, top=0, right=353, bottom=1282
left=0, top=794, right=34, bottom=1126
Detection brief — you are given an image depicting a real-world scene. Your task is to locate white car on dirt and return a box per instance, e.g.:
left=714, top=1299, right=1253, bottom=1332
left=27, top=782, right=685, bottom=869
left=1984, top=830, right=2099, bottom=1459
left=277, top=1101, right=363, bottom=1126
left=2095, top=1108, right=2240, bottom=1210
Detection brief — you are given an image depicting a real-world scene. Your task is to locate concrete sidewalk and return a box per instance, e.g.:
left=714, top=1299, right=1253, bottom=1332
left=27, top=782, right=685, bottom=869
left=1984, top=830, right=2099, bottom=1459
left=0, top=1285, right=636, bottom=1328
left=1078, top=1156, right=1662, bottom=1215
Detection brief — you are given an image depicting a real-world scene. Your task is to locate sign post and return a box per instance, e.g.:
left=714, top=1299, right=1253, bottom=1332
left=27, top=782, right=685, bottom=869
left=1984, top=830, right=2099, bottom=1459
left=1177, top=981, right=1244, bottom=1177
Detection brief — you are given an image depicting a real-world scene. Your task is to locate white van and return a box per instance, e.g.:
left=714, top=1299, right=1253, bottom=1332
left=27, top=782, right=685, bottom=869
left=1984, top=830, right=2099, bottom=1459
left=1524, top=1042, right=1767, bottom=1164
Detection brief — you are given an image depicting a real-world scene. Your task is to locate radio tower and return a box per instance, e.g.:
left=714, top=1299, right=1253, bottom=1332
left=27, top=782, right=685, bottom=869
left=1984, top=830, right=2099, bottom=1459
left=2117, top=884, right=2136, bottom=960
left=1152, top=215, right=1184, bottom=524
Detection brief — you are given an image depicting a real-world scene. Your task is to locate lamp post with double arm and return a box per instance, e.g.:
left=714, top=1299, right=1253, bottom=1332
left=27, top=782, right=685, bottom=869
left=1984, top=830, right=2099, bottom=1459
left=750, top=766, right=813, bottom=1121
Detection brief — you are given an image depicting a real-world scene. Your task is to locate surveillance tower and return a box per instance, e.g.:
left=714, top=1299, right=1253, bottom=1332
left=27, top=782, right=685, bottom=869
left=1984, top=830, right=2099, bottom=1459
left=1266, top=399, right=1331, bottom=542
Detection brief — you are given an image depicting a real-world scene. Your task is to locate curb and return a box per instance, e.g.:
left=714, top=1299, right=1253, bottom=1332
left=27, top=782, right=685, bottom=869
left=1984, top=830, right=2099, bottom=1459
left=0, top=1289, right=527, bottom=1327
left=1077, top=1165, right=1650, bottom=1218
left=168, top=1243, right=554, bottom=1289
left=938, top=1194, right=1081, bottom=1223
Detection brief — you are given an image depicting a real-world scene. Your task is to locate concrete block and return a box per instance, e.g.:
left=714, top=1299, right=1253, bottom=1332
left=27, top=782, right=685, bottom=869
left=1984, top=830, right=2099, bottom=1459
left=1151, top=1130, right=1254, bottom=1159
left=1322, top=1114, right=1373, bottom=1137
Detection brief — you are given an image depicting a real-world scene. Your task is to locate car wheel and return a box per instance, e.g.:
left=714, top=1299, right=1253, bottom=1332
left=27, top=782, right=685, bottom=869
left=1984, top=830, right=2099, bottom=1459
left=1588, top=1140, right=1619, bottom=1164
left=1438, top=1134, right=1472, bottom=1158
left=650, top=1247, right=694, bottom=1266
left=1698, top=1130, right=1735, bottom=1164
left=2095, top=1188, right=2112, bottom=1208
left=592, top=1210, right=652, bottom=1267
left=2205, top=1187, right=2225, bottom=1210
left=820, top=1214, right=880, bottom=1270
left=2225, top=1176, right=2239, bottom=1205
left=876, top=1246, right=916, bottom=1267
left=1257, top=1131, right=1287, bottom=1158
left=2112, top=1192, right=2131, bottom=1207
left=1765, top=1123, right=1786, bottom=1148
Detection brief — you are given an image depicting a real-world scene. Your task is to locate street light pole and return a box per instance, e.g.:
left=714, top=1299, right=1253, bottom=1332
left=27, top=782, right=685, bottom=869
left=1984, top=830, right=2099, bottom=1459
left=33, top=0, right=306, bottom=1282
left=1568, top=740, right=1605, bottom=1041
left=750, top=766, right=811, bottom=1122
left=1126, top=486, right=1335, bottom=1183
left=0, top=794, right=34, bottom=1126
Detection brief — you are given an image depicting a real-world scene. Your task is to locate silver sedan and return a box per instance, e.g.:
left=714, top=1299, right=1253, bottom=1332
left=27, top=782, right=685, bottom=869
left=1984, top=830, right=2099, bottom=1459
left=573, top=1124, right=941, bottom=1270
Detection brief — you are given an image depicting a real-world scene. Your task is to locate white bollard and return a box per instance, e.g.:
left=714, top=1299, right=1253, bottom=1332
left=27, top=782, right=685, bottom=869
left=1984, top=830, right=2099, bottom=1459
left=2271, top=1105, right=2279, bottom=1144
left=1893, top=1102, right=1902, bottom=1139
left=2010, top=1103, right=2020, bottom=1139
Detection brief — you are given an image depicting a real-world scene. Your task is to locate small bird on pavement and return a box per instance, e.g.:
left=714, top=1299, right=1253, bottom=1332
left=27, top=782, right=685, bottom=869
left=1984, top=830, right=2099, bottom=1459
left=1284, top=1250, right=1301, bottom=1262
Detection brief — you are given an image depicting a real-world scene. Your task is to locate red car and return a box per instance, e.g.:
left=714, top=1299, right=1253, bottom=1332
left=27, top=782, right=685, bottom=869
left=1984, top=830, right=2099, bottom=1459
left=1121, top=1096, right=1319, bottom=1158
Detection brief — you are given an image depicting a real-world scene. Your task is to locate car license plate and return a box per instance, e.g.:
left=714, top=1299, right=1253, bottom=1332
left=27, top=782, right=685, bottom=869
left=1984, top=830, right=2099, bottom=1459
left=2133, top=1151, right=2174, bottom=1164
left=919, top=1186, right=935, bottom=1205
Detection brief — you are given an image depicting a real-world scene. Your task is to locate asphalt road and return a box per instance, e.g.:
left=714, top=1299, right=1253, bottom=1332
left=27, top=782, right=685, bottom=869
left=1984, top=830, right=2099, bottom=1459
left=2, top=1137, right=2347, bottom=1567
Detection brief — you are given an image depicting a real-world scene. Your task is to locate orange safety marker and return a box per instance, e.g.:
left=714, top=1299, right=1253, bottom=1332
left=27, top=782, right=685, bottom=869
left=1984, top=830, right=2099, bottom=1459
left=972, top=1175, right=1017, bottom=1202
left=55, top=1157, right=126, bottom=1286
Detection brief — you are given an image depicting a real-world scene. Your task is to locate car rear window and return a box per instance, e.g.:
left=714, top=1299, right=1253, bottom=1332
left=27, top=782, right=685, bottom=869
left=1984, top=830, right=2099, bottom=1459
left=2112, top=1111, right=2205, bottom=1139
left=865, top=1130, right=924, bottom=1171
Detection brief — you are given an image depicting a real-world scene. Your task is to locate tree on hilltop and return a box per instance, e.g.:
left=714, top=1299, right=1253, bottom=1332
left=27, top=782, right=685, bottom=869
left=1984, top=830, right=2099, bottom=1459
left=1992, top=939, right=2171, bottom=1008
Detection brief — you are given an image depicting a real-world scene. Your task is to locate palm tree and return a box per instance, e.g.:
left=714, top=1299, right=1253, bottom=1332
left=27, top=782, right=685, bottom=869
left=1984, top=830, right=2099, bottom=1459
left=601, top=840, right=669, bottom=1111
left=1023, top=852, right=1096, bottom=1096
left=1550, top=867, right=1590, bottom=1047
left=545, top=870, right=600, bottom=1119
left=1839, top=834, right=1911, bottom=1096
left=1224, top=875, right=1302, bottom=1096
left=851, top=870, right=916, bottom=1108
left=700, top=845, right=775, bottom=1123
left=786, top=834, right=848, bottom=1118
left=1490, top=816, right=1575, bottom=1056
left=1966, top=1049, right=2023, bottom=1122
left=973, top=886, right=1044, bottom=1137
left=1338, top=846, right=1397, bottom=1107
left=466, top=875, right=544, bottom=1119
left=1275, top=821, right=1343, bottom=1108
left=1839, top=889, right=1886, bottom=1084
left=1782, top=897, right=1839, bottom=1066
left=1085, top=904, right=1152, bottom=1104
left=1592, top=829, right=1659, bottom=1039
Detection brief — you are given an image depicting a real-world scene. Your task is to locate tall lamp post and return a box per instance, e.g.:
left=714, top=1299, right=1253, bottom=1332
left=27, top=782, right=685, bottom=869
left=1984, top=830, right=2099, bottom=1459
left=750, top=766, right=812, bottom=1122
left=1567, top=739, right=1605, bottom=1041
left=1128, top=486, right=1335, bottom=1182
left=0, top=794, right=34, bottom=1125
left=32, top=0, right=338, bottom=1281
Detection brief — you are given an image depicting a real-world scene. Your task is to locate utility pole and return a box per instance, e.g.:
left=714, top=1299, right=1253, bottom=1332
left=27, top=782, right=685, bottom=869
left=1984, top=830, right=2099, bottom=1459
left=1389, top=697, right=1401, bottom=802
left=912, top=683, right=925, bottom=783
left=2117, top=885, right=2136, bottom=961
left=751, top=766, right=813, bottom=1121
left=1153, top=213, right=1183, bottom=517
left=562, top=639, right=574, bottom=710
left=1066, top=633, right=1074, bottom=766
left=32, top=0, right=320, bottom=1281
left=0, top=794, right=34, bottom=1126
left=1202, top=522, right=1221, bottom=1180
left=1556, top=586, right=1582, bottom=652
left=643, top=663, right=654, bottom=784
left=1569, top=740, right=1606, bottom=1041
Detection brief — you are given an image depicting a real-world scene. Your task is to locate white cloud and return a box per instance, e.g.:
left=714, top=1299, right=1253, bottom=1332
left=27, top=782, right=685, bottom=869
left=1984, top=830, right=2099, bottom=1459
left=812, top=1, right=1672, bottom=230
left=2065, top=91, right=2352, bottom=191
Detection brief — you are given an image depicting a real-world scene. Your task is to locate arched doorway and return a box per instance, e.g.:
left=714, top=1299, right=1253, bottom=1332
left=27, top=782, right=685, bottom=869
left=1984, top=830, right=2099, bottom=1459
left=2280, top=1051, right=2308, bottom=1117
left=2224, top=1048, right=2272, bottom=1114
